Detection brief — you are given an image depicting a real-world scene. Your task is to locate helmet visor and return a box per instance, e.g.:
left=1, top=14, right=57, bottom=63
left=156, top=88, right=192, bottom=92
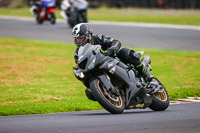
left=74, top=35, right=86, bottom=47
left=76, top=36, right=85, bottom=44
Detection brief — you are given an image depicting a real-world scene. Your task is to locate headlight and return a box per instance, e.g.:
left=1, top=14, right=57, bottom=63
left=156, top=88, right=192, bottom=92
left=75, top=72, right=84, bottom=79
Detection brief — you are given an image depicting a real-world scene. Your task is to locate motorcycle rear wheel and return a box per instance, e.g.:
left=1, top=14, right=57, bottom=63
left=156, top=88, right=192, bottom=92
left=68, top=12, right=77, bottom=28
left=90, top=79, right=124, bottom=114
left=50, top=13, right=56, bottom=25
left=149, top=78, right=169, bottom=111
left=78, top=11, right=87, bottom=23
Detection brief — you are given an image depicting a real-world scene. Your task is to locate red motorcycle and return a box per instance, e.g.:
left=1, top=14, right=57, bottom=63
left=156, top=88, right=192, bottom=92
left=36, top=6, right=56, bottom=24
left=29, top=0, right=56, bottom=25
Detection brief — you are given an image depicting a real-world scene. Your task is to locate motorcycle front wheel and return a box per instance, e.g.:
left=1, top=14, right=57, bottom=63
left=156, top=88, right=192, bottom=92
left=90, top=79, right=124, bottom=114
left=36, top=15, right=43, bottom=24
left=149, top=78, right=169, bottom=111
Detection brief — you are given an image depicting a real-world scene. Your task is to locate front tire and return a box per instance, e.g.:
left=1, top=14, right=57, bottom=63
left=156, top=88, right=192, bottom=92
left=149, top=78, right=169, bottom=111
left=36, top=15, right=43, bottom=24
left=90, top=79, right=124, bottom=114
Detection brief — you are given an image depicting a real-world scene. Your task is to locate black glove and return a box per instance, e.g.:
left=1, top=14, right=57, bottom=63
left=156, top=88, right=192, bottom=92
left=107, top=47, right=118, bottom=56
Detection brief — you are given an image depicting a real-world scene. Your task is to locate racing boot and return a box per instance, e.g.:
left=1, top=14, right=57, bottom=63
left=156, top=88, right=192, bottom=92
left=129, top=50, right=154, bottom=82
left=141, top=69, right=154, bottom=82
left=135, top=63, right=154, bottom=82
left=141, top=55, right=154, bottom=82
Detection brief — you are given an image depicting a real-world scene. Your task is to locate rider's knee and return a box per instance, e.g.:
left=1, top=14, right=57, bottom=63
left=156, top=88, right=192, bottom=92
left=117, top=48, right=131, bottom=62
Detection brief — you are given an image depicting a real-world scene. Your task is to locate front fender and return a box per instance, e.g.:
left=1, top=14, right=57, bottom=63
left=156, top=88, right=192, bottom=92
left=96, top=74, right=114, bottom=92
left=47, top=8, right=55, bottom=13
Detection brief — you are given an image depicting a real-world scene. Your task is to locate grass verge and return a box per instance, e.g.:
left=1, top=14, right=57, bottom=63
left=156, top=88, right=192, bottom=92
left=0, top=37, right=200, bottom=116
left=0, top=7, right=200, bottom=25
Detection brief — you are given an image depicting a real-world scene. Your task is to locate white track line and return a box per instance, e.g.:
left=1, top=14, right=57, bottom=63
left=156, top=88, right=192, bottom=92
left=1, top=15, right=200, bottom=31
left=91, top=21, right=200, bottom=31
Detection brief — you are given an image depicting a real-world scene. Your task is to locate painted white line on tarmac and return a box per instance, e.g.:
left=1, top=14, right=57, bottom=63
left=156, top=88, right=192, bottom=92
left=0, top=15, right=34, bottom=21
left=1, top=15, right=200, bottom=31
left=90, top=21, right=200, bottom=31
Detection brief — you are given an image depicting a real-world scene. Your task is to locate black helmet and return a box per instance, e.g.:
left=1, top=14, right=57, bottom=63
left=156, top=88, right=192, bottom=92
left=72, top=23, right=93, bottom=47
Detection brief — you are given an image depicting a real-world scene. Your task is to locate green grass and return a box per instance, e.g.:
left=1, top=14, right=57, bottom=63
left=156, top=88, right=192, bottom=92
left=0, top=37, right=200, bottom=116
left=89, top=8, right=200, bottom=25
left=0, top=7, right=200, bottom=25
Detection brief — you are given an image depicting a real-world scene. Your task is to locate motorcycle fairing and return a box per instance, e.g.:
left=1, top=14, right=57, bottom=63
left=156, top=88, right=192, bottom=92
left=47, top=8, right=55, bottom=13
left=77, top=43, right=141, bottom=108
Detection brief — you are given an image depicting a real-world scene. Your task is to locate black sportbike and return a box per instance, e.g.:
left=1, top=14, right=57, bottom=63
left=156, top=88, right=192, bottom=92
left=74, top=43, right=169, bottom=114
left=67, top=7, right=87, bottom=28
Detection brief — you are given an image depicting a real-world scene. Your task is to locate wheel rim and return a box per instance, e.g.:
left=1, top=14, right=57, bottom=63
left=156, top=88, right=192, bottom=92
left=97, top=80, right=123, bottom=108
left=153, top=79, right=168, bottom=101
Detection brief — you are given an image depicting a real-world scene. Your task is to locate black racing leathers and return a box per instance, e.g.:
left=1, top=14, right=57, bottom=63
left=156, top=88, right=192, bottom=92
left=74, top=34, right=121, bottom=64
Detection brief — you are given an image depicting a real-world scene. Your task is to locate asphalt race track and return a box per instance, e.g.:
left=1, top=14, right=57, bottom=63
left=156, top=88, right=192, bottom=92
left=0, top=17, right=200, bottom=133
left=0, top=17, right=200, bottom=51
left=0, top=103, right=200, bottom=133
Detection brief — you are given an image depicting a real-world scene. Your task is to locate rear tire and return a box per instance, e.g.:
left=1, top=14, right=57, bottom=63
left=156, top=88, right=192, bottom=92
left=68, top=11, right=77, bottom=28
left=149, top=78, right=169, bottom=111
left=90, top=79, right=124, bottom=114
left=80, top=11, right=87, bottom=23
left=50, top=13, right=56, bottom=25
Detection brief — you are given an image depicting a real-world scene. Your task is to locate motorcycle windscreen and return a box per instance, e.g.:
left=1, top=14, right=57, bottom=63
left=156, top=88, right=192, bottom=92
left=78, top=43, right=100, bottom=58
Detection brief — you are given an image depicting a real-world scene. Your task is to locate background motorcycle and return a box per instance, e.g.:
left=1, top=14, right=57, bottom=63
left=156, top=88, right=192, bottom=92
left=30, top=0, right=56, bottom=25
left=60, top=0, right=88, bottom=28
left=74, top=43, right=169, bottom=114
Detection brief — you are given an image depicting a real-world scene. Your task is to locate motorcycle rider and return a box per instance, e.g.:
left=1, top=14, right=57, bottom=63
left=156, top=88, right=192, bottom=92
left=72, top=23, right=154, bottom=83
left=68, top=0, right=88, bottom=12
left=62, top=0, right=88, bottom=21
left=29, top=0, right=41, bottom=15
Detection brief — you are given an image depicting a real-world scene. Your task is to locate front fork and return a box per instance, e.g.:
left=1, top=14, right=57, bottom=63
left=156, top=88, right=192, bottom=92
left=97, top=74, right=120, bottom=96
left=99, top=59, right=140, bottom=108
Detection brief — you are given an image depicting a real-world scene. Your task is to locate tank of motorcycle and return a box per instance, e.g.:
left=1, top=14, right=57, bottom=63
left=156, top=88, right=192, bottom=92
left=77, top=43, right=115, bottom=73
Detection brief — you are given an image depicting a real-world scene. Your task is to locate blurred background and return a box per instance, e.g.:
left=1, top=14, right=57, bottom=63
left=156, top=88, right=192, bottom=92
left=0, top=0, right=200, bottom=9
